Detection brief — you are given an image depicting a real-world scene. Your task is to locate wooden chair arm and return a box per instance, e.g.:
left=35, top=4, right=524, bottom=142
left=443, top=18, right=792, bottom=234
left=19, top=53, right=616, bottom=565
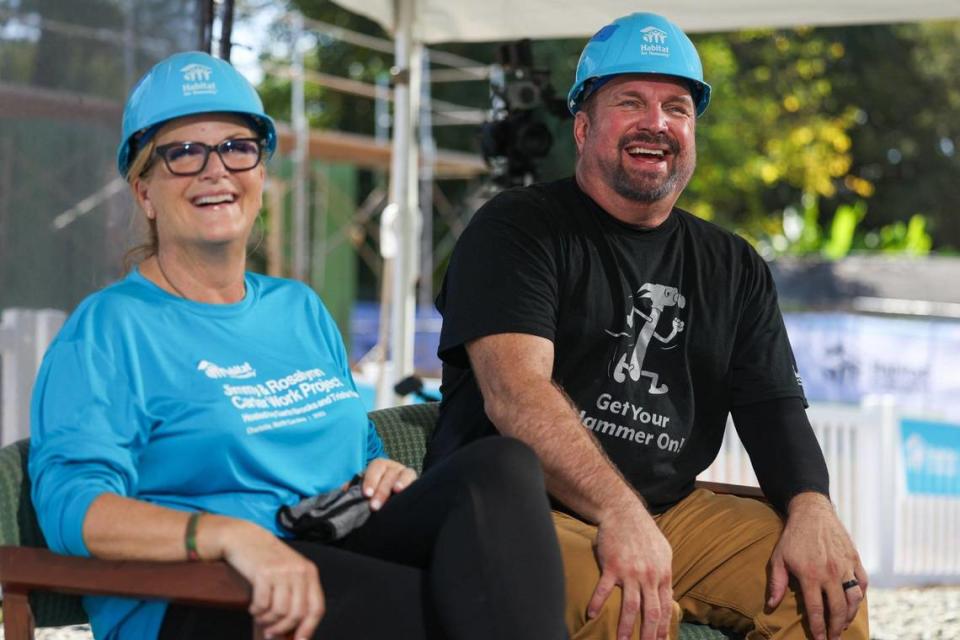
left=0, top=546, right=259, bottom=640
left=694, top=480, right=768, bottom=503
left=0, top=546, right=251, bottom=604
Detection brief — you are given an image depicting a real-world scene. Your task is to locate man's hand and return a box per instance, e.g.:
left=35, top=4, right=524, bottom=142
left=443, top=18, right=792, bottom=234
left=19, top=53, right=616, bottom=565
left=589, top=503, right=673, bottom=640
left=768, top=492, right=867, bottom=640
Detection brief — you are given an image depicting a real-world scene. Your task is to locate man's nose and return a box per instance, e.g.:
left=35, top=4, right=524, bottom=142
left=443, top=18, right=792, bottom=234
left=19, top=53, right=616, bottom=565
left=634, top=103, right=668, bottom=132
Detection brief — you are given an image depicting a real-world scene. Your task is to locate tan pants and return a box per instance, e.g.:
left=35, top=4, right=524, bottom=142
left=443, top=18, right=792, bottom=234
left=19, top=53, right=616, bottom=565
left=555, top=489, right=869, bottom=640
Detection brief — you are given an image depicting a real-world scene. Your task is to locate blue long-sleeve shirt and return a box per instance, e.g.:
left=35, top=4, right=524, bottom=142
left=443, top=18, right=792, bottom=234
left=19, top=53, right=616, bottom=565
left=29, top=269, right=385, bottom=639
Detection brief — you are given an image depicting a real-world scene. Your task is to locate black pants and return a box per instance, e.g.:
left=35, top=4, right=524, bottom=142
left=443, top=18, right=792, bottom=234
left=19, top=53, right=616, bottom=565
left=159, top=437, right=567, bottom=639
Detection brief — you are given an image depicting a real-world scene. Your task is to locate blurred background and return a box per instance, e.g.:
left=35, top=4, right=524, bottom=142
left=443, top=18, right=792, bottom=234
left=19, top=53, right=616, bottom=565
left=2, top=0, right=959, bottom=622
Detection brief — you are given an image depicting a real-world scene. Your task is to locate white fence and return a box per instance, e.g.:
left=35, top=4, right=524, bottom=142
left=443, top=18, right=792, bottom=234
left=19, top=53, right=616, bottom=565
left=0, top=308, right=66, bottom=446
left=699, top=399, right=960, bottom=586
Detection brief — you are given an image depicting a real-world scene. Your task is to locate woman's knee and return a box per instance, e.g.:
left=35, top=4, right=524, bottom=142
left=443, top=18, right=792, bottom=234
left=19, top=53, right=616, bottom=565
left=454, top=436, right=546, bottom=491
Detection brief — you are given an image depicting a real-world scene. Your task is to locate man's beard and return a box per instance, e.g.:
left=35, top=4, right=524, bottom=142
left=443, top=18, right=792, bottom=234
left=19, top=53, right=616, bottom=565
left=605, top=132, right=695, bottom=204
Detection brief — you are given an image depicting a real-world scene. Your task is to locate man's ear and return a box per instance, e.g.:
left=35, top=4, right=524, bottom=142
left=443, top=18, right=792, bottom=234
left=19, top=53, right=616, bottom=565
left=573, top=111, right=590, bottom=154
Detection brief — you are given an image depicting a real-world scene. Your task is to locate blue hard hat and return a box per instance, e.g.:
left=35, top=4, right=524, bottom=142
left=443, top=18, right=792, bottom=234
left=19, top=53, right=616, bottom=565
left=568, top=13, right=711, bottom=117
left=116, top=51, right=277, bottom=177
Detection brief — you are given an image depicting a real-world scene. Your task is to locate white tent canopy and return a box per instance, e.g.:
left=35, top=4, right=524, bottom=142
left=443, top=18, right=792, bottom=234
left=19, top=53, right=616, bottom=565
left=330, top=0, right=960, bottom=406
left=333, top=0, right=960, bottom=43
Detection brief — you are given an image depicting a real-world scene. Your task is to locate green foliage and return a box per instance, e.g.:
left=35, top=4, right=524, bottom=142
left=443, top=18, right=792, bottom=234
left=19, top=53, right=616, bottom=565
left=674, top=22, right=959, bottom=253
left=680, top=28, right=861, bottom=226
left=759, top=196, right=932, bottom=259
left=822, top=201, right=867, bottom=259
left=868, top=214, right=934, bottom=255
left=829, top=22, right=960, bottom=251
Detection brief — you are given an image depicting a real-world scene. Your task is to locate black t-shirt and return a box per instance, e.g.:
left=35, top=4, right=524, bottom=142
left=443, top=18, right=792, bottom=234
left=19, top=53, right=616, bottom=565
left=428, top=177, right=809, bottom=513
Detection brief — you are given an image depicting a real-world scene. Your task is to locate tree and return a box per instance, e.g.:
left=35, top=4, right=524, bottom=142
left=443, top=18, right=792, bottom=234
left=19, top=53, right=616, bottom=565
left=686, top=22, right=959, bottom=254
left=830, top=22, right=960, bottom=251
left=684, top=29, right=860, bottom=236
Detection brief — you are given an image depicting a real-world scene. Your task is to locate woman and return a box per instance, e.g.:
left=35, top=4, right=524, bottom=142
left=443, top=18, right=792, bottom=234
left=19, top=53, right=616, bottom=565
left=29, top=51, right=566, bottom=640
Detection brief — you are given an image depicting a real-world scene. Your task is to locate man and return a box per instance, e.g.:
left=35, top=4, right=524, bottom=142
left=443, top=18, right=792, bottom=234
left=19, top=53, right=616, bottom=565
left=426, top=11, right=868, bottom=640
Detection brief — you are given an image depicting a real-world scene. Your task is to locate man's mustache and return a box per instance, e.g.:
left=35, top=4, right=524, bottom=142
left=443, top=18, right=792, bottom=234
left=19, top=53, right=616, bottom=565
left=619, top=132, right=680, bottom=155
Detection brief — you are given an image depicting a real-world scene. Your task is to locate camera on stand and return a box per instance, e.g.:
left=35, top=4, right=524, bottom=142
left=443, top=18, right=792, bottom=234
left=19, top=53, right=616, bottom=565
left=480, top=40, right=568, bottom=189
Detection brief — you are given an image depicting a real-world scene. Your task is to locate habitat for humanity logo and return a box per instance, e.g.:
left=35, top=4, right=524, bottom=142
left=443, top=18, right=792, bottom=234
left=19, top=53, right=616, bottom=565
left=197, top=359, right=256, bottom=380
left=639, top=26, right=669, bottom=57
left=181, top=63, right=217, bottom=96
left=905, top=433, right=958, bottom=479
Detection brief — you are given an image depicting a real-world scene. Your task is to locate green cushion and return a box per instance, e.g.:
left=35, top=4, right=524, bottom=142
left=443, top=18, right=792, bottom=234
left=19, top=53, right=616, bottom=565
left=680, top=622, right=741, bottom=639
left=368, top=402, right=437, bottom=472
left=0, top=440, right=28, bottom=548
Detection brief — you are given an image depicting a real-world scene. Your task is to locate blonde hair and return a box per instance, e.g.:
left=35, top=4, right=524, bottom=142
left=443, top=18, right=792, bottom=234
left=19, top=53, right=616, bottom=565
left=122, top=138, right=159, bottom=272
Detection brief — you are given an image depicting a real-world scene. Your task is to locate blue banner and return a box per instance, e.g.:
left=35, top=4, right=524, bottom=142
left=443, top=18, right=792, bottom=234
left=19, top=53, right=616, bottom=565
left=901, top=419, right=960, bottom=496
left=785, top=313, right=960, bottom=421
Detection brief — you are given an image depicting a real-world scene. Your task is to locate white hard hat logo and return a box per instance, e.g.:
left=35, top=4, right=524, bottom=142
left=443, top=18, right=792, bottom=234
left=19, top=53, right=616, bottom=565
left=639, top=26, right=670, bottom=57
left=197, top=359, right=257, bottom=380
left=180, top=63, right=217, bottom=96
left=181, top=63, right=213, bottom=82
left=640, top=27, right=668, bottom=45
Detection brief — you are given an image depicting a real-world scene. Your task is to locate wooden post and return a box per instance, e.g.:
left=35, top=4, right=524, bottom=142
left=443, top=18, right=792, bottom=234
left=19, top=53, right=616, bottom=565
left=2, top=590, right=36, bottom=640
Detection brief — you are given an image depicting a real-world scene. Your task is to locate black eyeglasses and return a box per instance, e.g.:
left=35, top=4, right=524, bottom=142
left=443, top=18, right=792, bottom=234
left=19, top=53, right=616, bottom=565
left=149, top=138, right=264, bottom=176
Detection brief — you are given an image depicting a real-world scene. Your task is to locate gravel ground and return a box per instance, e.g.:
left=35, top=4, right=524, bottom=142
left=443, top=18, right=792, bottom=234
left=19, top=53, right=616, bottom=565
left=868, top=586, right=960, bottom=640
left=5, top=586, right=959, bottom=639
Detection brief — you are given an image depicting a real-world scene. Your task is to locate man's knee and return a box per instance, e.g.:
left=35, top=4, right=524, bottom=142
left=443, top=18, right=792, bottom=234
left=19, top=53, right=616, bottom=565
left=565, top=583, right=681, bottom=640
left=554, top=512, right=681, bottom=640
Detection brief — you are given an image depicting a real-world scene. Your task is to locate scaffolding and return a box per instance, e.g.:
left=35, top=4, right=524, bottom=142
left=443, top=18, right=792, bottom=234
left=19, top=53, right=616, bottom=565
left=0, top=1, right=493, bottom=409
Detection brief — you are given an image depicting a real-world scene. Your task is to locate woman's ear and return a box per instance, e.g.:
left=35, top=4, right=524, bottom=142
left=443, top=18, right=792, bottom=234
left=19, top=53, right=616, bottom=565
left=132, top=178, right=155, bottom=220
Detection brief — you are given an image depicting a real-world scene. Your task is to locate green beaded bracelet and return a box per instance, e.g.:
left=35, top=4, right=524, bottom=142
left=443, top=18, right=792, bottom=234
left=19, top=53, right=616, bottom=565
left=185, top=511, right=203, bottom=562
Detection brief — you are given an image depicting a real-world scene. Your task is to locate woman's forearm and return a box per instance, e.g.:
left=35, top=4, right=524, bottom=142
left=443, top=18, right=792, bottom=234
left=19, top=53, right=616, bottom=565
left=81, top=492, right=261, bottom=562
left=83, top=492, right=326, bottom=638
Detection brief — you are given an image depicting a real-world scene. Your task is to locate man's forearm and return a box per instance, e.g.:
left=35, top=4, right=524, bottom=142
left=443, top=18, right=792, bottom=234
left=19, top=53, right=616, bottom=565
left=467, top=333, right=648, bottom=523
left=484, top=375, right=644, bottom=522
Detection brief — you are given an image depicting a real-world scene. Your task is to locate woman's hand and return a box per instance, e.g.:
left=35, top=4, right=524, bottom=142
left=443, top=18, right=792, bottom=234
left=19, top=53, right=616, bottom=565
left=361, top=459, right=418, bottom=511
left=202, top=516, right=325, bottom=640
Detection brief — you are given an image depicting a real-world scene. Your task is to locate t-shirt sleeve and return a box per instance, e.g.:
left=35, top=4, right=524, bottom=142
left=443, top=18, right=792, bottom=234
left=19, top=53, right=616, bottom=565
left=365, top=419, right=387, bottom=462
left=28, top=340, right=147, bottom=557
left=436, top=189, right=561, bottom=369
left=729, top=244, right=806, bottom=407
